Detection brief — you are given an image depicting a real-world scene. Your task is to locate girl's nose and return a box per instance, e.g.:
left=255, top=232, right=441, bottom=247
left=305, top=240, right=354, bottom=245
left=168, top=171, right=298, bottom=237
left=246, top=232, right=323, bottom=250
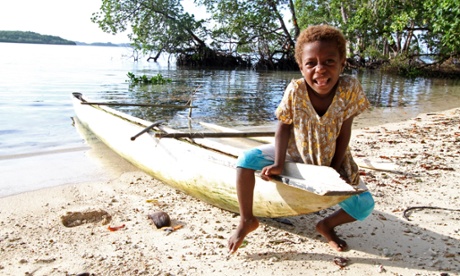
left=315, top=63, right=326, bottom=72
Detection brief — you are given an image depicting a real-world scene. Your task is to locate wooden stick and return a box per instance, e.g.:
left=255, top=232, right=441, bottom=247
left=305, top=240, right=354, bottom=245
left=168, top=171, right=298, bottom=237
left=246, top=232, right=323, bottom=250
left=187, top=85, right=201, bottom=119
left=131, top=121, right=165, bottom=141
left=154, top=131, right=275, bottom=139
left=81, top=102, right=197, bottom=108
left=199, top=121, right=275, bottom=143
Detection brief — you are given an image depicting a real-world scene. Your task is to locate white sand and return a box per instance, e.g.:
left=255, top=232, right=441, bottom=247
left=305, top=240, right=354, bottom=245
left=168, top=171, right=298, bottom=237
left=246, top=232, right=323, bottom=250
left=0, top=108, right=459, bottom=276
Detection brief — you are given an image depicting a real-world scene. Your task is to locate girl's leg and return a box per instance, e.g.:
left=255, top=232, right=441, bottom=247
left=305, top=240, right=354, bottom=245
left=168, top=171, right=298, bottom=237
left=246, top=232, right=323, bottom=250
left=228, top=167, right=260, bottom=253
left=317, top=191, right=374, bottom=251
left=316, top=209, right=355, bottom=251
left=228, top=144, right=281, bottom=253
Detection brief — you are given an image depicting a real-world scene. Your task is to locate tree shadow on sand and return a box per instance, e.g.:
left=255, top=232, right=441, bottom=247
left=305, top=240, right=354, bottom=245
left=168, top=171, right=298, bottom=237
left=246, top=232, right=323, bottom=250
left=242, top=208, right=459, bottom=274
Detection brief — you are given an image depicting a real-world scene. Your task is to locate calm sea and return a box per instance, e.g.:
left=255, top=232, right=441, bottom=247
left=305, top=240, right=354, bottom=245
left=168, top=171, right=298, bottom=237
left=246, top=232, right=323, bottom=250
left=1, top=43, right=459, bottom=197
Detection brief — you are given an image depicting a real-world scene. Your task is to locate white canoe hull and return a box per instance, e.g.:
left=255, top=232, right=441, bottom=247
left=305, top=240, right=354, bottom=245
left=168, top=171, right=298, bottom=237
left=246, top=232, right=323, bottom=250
left=72, top=93, right=365, bottom=218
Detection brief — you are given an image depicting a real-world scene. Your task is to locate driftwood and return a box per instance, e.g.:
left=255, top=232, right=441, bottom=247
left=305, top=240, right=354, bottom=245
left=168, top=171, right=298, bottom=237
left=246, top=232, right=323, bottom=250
left=402, top=206, right=460, bottom=221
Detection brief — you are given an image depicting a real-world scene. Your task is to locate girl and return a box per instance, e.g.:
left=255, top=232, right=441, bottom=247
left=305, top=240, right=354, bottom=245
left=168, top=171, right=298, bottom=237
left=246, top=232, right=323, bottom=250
left=228, top=25, right=374, bottom=253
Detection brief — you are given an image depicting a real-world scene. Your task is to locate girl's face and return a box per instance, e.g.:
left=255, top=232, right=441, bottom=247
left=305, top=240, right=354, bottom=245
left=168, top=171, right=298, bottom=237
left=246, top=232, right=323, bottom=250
left=300, top=40, right=345, bottom=96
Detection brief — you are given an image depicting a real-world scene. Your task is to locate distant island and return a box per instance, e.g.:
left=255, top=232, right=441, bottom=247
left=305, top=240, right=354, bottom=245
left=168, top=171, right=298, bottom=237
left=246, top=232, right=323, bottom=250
left=0, top=31, right=129, bottom=47
left=0, top=31, right=76, bottom=45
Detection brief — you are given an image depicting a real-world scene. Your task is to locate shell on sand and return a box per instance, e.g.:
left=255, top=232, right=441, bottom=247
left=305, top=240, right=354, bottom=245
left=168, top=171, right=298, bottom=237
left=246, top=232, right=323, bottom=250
left=148, top=211, right=171, bottom=228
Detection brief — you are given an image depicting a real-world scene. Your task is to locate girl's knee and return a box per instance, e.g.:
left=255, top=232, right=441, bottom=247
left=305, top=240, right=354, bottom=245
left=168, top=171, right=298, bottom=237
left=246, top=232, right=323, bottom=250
left=236, top=148, right=274, bottom=171
left=338, top=191, right=374, bottom=221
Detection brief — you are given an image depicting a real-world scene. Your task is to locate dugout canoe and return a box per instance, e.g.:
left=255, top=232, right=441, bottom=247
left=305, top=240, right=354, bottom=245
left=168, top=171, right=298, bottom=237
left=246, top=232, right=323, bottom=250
left=72, top=92, right=367, bottom=218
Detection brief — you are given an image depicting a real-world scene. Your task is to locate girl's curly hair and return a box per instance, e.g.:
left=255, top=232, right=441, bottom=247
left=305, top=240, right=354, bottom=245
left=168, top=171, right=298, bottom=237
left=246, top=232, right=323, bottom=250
left=294, top=25, right=347, bottom=66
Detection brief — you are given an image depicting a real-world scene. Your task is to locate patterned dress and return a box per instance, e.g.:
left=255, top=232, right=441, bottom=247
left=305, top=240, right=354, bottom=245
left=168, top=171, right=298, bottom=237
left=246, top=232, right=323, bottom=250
left=275, top=75, right=370, bottom=186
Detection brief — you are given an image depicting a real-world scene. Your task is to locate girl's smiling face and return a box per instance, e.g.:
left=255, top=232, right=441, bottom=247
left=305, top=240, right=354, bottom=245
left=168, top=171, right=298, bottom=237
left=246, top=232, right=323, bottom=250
left=300, top=40, right=345, bottom=97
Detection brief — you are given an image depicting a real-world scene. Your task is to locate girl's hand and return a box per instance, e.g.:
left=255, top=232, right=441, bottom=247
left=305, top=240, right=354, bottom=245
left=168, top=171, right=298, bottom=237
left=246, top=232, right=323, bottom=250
left=335, top=168, right=350, bottom=184
left=339, top=174, right=351, bottom=184
left=260, top=164, right=283, bottom=181
left=331, top=165, right=350, bottom=184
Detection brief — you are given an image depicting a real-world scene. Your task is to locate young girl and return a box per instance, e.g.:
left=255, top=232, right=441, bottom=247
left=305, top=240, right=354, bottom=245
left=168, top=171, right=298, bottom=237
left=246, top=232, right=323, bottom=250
left=228, top=25, right=374, bottom=253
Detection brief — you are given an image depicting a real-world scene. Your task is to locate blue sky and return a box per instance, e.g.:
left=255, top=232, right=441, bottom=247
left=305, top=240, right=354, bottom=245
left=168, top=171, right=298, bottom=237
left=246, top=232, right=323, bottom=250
left=0, top=0, right=201, bottom=44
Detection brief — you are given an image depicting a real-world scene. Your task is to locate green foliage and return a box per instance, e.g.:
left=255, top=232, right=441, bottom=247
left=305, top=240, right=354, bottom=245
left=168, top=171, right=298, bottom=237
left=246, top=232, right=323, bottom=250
left=424, top=0, right=460, bottom=57
left=92, top=0, right=208, bottom=57
left=199, top=0, right=290, bottom=56
left=363, top=46, right=385, bottom=62
left=0, top=31, right=76, bottom=45
left=91, top=0, right=459, bottom=70
left=126, top=72, right=172, bottom=85
left=93, top=0, right=297, bottom=67
left=294, top=0, right=458, bottom=65
left=383, top=55, right=422, bottom=78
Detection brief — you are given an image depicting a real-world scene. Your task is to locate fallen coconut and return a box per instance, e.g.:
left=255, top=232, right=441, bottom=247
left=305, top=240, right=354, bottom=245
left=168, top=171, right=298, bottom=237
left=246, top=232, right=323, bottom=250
left=148, top=211, right=171, bottom=229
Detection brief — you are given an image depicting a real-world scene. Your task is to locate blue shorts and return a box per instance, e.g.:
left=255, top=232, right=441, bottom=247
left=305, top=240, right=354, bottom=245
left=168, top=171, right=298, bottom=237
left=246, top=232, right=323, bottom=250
left=236, top=145, right=374, bottom=221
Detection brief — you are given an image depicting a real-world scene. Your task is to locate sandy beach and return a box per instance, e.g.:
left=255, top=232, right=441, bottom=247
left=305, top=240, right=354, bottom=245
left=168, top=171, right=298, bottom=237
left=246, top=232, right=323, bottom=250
left=0, top=108, right=459, bottom=276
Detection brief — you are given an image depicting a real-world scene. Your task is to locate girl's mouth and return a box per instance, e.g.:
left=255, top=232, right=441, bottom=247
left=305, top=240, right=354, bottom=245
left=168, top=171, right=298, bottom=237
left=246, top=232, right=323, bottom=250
left=314, top=77, right=329, bottom=87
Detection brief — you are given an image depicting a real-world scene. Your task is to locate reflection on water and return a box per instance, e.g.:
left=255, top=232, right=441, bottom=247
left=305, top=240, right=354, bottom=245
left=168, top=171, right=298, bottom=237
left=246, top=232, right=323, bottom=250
left=118, top=69, right=296, bottom=129
left=359, top=70, right=458, bottom=108
left=356, top=70, right=460, bottom=127
left=0, top=43, right=459, bottom=156
left=102, top=69, right=460, bottom=130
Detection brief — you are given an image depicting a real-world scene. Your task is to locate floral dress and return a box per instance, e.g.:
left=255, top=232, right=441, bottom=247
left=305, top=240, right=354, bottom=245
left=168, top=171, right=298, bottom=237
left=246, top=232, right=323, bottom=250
left=275, top=75, right=370, bottom=186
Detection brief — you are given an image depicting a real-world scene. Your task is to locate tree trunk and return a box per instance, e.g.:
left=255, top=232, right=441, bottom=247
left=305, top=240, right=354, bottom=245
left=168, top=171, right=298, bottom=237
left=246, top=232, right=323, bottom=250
left=394, top=32, right=402, bottom=54
left=402, top=21, right=415, bottom=54
left=340, top=4, right=348, bottom=24
left=288, top=0, right=300, bottom=39
left=266, top=0, right=295, bottom=48
left=147, top=49, right=163, bottom=62
left=383, top=38, right=389, bottom=58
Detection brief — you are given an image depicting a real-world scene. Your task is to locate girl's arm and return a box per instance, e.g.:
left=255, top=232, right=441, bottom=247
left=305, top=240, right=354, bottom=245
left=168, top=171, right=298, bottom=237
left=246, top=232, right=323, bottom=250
left=274, top=122, right=291, bottom=167
left=260, top=122, right=291, bottom=179
left=330, top=116, right=354, bottom=173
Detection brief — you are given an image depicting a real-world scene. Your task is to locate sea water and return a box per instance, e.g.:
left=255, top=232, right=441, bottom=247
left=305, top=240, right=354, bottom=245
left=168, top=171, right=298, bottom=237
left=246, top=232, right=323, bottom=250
left=0, top=42, right=459, bottom=197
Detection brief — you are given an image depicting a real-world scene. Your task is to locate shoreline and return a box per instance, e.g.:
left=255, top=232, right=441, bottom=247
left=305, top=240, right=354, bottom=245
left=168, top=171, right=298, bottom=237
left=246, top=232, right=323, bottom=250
left=0, top=119, right=139, bottom=199
left=0, top=107, right=459, bottom=275
left=0, top=101, right=457, bottom=198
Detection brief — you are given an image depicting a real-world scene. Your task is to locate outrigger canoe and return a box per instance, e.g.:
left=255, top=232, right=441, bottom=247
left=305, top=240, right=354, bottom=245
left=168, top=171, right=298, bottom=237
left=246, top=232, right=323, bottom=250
left=72, top=92, right=367, bottom=218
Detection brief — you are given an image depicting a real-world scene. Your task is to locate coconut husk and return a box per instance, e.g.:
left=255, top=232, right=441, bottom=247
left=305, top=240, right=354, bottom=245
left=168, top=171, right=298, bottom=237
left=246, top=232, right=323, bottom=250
left=148, top=211, right=171, bottom=228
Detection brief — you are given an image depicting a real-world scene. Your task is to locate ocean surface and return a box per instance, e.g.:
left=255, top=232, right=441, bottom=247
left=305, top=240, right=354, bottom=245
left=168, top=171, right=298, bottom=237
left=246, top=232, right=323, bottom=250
left=1, top=42, right=459, bottom=197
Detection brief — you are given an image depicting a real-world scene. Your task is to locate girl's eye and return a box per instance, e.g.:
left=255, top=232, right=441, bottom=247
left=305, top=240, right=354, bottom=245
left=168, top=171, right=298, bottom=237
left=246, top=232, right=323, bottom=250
left=305, top=62, right=315, bottom=67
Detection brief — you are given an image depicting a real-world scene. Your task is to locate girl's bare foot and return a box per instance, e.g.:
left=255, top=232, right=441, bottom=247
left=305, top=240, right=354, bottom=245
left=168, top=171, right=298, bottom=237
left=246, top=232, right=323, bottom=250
left=228, top=217, right=259, bottom=253
left=316, top=219, right=348, bottom=251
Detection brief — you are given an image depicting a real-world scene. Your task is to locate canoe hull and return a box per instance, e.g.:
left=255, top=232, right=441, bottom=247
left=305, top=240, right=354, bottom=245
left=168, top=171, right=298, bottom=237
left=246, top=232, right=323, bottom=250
left=72, top=93, right=355, bottom=218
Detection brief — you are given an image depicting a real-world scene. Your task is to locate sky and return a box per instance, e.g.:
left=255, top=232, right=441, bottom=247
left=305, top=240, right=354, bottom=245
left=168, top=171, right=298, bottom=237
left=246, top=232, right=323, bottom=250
left=0, top=0, right=203, bottom=44
left=0, top=0, right=131, bottom=44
